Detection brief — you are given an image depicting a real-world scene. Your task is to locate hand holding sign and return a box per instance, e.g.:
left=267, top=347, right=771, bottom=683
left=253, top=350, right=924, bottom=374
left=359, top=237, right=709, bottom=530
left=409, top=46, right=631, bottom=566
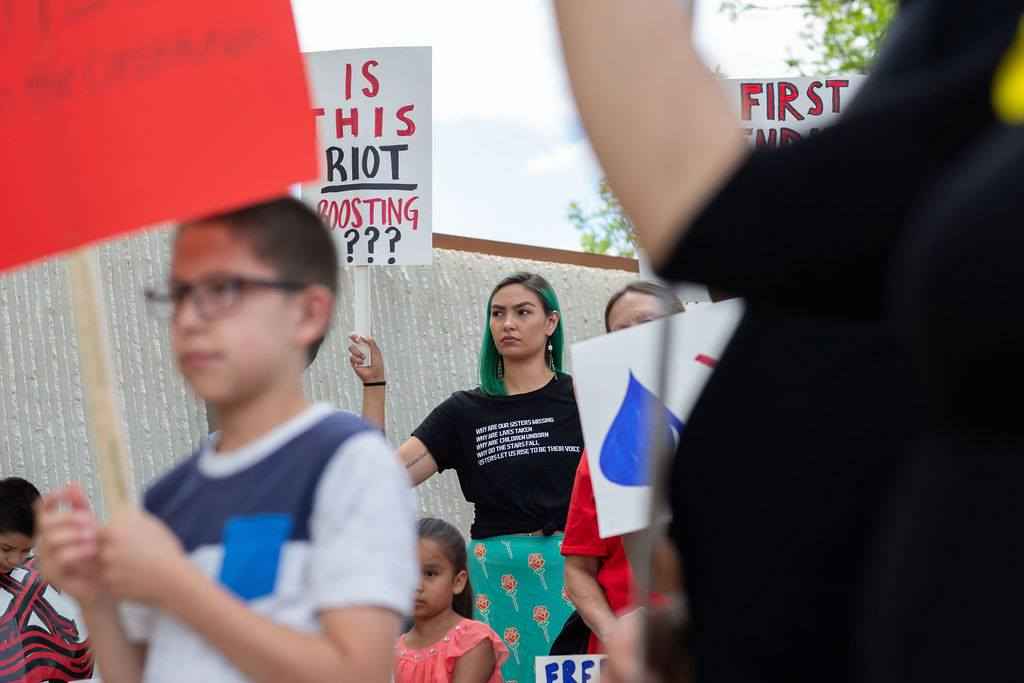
left=34, top=485, right=103, bottom=607
left=348, top=335, right=384, bottom=381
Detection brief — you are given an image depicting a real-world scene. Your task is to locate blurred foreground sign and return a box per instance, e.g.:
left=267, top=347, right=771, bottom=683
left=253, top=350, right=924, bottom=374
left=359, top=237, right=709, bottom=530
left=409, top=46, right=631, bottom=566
left=0, top=0, right=317, bottom=272
left=572, top=300, right=744, bottom=537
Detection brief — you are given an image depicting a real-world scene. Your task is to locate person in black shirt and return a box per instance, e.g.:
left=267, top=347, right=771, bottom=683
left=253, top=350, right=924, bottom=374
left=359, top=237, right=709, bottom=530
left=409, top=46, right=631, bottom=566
left=350, top=271, right=584, bottom=683
left=553, top=1, right=1024, bottom=682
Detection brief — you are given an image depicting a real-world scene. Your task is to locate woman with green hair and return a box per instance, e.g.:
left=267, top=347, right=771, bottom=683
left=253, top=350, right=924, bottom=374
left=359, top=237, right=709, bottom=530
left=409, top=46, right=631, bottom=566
left=350, top=272, right=584, bottom=683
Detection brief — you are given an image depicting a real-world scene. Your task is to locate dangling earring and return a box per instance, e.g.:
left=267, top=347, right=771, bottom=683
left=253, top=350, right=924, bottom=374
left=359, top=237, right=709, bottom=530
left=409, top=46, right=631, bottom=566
left=497, top=356, right=504, bottom=379
left=546, top=341, right=555, bottom=371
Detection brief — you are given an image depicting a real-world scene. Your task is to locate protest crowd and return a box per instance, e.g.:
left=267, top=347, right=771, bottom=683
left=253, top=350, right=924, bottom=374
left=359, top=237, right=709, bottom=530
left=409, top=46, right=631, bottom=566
left=4, top=0, right=1024, bottom=682
left=3, top=197, right=688, bottom=683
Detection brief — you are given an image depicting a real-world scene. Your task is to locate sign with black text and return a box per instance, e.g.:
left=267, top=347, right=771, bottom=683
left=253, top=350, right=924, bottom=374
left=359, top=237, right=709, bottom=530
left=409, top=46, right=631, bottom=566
left=301, top=47, right=432, bottom=265
left=535, top=655, right=606, bottom=683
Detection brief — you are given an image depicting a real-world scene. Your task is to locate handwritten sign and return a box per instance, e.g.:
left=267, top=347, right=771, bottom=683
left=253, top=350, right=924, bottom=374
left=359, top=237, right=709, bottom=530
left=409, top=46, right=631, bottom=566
left=301, top=47, right=432, bottom=266
left=571, top=301, right=745, bottom=538
left=0, top=0, right=317, bottom=273
left=535, top=655, right=606, bottom=683
left=723, top=76, right=867, bottom=148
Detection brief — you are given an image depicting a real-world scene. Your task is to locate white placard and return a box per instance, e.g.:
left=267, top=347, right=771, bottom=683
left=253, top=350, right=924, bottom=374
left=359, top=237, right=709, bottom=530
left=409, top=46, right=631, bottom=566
left=535, top=655, right=607, bottom=683
left=301, top=47, right=432, bottom=265
left=640, top=78, right=866, bottom=300
left=571, top=300, right=745, bottom=538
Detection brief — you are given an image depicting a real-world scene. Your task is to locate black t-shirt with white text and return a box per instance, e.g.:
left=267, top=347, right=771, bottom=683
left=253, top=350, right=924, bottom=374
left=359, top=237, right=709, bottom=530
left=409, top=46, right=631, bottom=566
left=413, top=374, right=583, bottom=539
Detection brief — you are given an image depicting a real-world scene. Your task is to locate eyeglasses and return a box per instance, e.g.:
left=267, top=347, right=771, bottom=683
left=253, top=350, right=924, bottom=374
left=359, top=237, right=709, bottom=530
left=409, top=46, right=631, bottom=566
left=144, top=275, right=307, bottom=322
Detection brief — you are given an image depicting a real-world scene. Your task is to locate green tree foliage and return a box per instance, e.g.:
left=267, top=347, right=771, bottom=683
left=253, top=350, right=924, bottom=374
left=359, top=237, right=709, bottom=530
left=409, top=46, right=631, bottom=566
left=721, top=0, right=897, bottom=75
left=570, top=0, right=896, bottom=255
left=568, top=178, right=637, bottom=258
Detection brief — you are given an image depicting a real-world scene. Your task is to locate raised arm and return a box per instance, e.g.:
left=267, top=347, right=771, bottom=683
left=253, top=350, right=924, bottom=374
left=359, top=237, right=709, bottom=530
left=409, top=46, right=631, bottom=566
left=349, top=338, right=454, bottom=486
left=552, top=0, right=746, bottom=266
left=348, top=335, right=386, bottom=431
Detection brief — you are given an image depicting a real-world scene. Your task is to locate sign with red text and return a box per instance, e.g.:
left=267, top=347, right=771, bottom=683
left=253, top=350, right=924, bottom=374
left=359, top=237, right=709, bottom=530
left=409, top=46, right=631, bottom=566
left=301, top=48, right=432, bottom=266
left=0, top=0, right=317, bottom=273
left=724, top=76, right=867, bottom=148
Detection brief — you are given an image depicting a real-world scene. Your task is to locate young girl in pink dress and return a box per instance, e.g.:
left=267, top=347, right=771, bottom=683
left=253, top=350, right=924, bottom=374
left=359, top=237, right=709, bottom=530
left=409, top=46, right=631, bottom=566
left=396, top=519, right=508, bottom=683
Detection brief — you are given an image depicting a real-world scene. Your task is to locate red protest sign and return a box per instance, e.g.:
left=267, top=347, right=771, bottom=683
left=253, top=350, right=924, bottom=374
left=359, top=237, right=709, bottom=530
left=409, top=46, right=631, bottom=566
left=0, top=0, right=318, bottom=272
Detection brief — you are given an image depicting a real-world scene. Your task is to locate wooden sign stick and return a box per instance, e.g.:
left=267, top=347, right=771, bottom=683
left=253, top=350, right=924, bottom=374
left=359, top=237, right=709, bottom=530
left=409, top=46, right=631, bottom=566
left=353, top=266, right=372, bottom=367
left=65, top=249, right=133, bottom=508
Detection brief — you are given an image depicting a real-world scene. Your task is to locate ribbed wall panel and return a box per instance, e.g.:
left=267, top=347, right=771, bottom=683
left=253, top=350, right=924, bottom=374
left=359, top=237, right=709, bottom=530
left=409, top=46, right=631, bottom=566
left=1, top=236, right=637, bottom=537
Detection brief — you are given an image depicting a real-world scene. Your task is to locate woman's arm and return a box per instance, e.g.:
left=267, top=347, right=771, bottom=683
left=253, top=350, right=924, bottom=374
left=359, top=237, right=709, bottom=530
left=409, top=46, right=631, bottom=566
left=348, top=335, right=386, bottom=431
left=360, top=384, right=385, bottom=431
left=553, top=0, right=746, bottom=266
left=564, top=555, right=619, bottom=643
left=348, top=338, right=456, bottom=487
left=398, top=436, right=439, bottom=485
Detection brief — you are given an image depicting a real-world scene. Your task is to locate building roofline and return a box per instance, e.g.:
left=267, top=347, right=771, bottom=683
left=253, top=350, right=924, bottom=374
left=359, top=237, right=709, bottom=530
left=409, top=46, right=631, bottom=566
left=433, top=233, right=639, bottom=273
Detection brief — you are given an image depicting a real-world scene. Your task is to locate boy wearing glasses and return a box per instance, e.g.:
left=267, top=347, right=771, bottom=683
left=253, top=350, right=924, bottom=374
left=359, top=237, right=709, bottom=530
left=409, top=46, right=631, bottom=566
left=35, top=198, right=417, bottom=683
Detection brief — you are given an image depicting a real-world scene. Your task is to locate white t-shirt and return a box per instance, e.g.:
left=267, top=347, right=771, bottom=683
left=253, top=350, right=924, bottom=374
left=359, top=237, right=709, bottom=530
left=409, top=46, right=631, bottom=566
left=120, top=404, right=417, bottom=683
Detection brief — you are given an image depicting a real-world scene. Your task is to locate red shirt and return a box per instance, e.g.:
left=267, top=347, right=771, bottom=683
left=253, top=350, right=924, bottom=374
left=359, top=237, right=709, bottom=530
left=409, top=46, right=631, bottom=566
left=561, top=454, right=635, bottom=653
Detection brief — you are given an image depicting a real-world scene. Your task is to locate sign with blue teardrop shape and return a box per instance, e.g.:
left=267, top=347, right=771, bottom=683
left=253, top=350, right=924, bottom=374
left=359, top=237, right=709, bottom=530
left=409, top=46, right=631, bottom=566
left=571, top=299, right=744, bottom=538
left=599, top=372, right=685, bottom=487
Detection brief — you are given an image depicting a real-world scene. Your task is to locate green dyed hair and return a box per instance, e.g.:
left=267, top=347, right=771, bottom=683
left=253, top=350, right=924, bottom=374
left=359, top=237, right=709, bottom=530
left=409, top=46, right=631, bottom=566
left=479, top=272, right=565, bottom=396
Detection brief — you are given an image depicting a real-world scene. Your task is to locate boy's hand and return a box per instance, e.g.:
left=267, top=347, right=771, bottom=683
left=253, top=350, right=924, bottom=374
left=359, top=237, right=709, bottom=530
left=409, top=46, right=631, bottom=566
left=35, top=484, right=103, bottom=606
left=99, top=506, right=193, bottom=607
left=348, top=335, right=385, bottom=384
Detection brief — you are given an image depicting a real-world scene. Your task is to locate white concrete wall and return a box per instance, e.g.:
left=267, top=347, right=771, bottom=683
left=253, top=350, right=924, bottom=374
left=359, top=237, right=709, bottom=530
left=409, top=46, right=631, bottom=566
left=0, top=230, right=638, bottom=538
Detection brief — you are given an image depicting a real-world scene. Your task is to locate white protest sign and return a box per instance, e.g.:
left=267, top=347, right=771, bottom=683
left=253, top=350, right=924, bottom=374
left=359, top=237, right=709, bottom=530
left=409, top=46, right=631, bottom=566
left=643, top=78, right=865, bottom=304
left=571, top=300, right=745, bottom=538
left=722, top=76, right=866, bottom=147
left=301, top=47, right=432, bottom=265
left=535, top=655, right=606, bottom=683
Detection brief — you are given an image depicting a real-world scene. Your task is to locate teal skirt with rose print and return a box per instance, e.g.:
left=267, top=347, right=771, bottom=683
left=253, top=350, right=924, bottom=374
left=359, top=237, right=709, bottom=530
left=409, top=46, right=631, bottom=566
left=468, top=534, right=574, bottom=683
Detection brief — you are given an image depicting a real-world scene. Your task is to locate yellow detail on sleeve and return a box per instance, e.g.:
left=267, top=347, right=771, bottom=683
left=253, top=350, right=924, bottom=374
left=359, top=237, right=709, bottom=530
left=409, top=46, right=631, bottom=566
left=994, top=16, right=1024, bottom=124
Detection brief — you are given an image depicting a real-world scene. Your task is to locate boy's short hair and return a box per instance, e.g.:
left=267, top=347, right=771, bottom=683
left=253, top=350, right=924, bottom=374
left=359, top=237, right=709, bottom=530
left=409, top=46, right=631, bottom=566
left=0, top=477, right=42, bottom=537
left=180, top=198, right=339, bottom=365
